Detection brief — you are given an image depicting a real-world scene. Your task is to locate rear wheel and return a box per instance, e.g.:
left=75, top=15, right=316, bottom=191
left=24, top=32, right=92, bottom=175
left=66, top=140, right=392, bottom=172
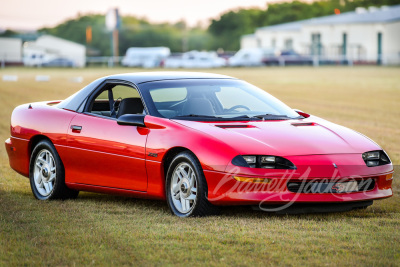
left=30, top=140, right=79, bottom=200
left=166, top=151, right=219, bottom=217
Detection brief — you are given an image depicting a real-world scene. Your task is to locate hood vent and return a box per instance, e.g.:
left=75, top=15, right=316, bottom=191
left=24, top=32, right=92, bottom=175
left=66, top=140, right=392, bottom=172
left=291, top=122, right=316, bottom=127
left=215, top=125, right=254, bottom=129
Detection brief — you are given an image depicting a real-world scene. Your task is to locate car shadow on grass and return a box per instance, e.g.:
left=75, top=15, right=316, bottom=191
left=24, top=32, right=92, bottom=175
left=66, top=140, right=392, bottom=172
left=5, top=188, right=396, bottom=220
left=71, top=191, right=397, bottom=220
left=76, top=191, right=171, bottom=213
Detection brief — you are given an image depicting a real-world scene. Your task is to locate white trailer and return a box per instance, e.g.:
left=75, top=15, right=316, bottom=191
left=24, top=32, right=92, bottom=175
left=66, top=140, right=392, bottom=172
left=0, top=38, right=22, bottom=65
left=122, top=47, right=171, bottom=68
left=164, top=50, right=226, bottom=68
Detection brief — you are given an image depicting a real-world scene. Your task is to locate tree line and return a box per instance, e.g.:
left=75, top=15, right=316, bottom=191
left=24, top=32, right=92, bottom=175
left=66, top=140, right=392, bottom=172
left=2, top=0, right=399, bottom=54
left=209, top=0, right=400, bottom=50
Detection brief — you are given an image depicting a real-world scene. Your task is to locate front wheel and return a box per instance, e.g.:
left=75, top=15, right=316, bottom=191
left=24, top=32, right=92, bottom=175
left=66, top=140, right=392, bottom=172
left=30, top=140, right=79, bottom=200
left=166, top=151, right=219, bottom=217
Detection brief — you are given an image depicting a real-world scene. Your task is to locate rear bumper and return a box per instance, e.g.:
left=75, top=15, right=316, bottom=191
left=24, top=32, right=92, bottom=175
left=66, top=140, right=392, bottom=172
left=204, top=170, right=393, bottom=206
left=5, top=137, right=30, bottom=177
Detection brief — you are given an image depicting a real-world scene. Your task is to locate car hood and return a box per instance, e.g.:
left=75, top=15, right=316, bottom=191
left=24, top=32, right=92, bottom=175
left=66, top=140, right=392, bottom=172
left=172, top=116, right=381, bottom=156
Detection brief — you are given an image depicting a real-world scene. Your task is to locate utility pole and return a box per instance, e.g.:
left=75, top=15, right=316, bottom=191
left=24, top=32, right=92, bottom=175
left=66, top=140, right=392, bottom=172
left=106, top=8, right=120, bottom=67
left=180, top=19, right=188, bottom=52
left=113, top=28, right=119, bottom=61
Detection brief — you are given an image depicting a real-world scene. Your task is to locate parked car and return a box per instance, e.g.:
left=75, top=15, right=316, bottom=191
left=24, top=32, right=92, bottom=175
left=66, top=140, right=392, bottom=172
left=23, top=53, right=46, bottom=67
left=229, top=48, right=278, bottom=67
left=41, top=58, right=75, bottom=67
left=262, top=50, right=313, bottom=65
left=122, top=47, right=170, bottom=68
left=5, top=72, right=393, bottom=217
left=164, top=51, right=226, bottom=68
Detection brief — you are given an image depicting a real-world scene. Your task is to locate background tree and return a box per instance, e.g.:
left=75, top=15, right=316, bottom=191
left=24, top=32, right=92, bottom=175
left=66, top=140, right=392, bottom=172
left=4, top=0, right=399, bottom=54
left=208, top=0, right=400, bottom=50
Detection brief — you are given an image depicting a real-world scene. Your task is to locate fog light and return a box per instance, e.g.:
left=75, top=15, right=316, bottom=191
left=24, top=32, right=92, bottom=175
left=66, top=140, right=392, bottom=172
left=366, top=160, right=379, bottom=167
left=262, top=165, right=275, bottom=169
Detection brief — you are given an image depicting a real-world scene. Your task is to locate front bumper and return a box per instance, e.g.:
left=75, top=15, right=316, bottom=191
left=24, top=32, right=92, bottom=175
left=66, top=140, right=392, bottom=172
left=205, top=170, right=393, bottom=205
left=204, top=153, right=393, bottom=205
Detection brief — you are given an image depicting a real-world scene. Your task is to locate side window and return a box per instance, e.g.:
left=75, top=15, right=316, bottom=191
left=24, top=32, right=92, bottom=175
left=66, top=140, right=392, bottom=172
left=95, top=90, right=108, bottom=100
left=90, top=84, right=143, bottom=118
left=112, top=85, right=140, bottom=100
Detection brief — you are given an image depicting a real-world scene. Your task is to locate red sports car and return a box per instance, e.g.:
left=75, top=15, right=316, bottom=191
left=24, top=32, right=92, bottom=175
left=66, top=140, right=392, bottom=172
left=5, top=72, right=393, bottom=217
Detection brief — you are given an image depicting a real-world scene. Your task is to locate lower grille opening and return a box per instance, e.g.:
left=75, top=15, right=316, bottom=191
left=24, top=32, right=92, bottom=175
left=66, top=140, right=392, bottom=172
left=287, top=178, right=376, bottom=194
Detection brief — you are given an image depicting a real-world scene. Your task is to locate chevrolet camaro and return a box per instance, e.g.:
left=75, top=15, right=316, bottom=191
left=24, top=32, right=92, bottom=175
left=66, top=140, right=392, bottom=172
left=5, top=72, right=393, bottom=217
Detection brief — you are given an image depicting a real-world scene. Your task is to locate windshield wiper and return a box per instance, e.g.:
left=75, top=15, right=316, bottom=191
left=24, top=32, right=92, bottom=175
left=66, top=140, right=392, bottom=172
left=172, top=114, right=259, bottom=121
left=225, top=115, right=262, bottom=120
left=173, top=114, right=297, bottom=121
left=173, top=114, right=220, bottom=119
left=251, top=114, right=293, bottom=120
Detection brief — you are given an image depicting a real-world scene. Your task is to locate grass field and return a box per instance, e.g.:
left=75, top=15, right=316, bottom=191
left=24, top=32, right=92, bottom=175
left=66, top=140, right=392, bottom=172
left=0, top=67, right=399, bottom=266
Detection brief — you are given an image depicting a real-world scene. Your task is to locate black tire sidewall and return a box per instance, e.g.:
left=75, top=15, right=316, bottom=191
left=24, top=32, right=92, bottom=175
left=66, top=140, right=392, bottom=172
left=166, top=152, right=208, bottom=217
left=29, top=140, right=65, bottom=200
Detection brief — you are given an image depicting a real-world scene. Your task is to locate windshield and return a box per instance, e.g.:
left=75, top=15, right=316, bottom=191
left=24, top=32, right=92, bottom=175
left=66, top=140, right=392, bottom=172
left=140, top=79, right=301, bottom=121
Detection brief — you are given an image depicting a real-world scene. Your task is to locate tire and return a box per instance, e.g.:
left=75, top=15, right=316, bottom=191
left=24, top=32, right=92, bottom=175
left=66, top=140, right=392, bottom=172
left=29, top=139, right=79, bottom=200
left=165, top=151, right=219, bottom=217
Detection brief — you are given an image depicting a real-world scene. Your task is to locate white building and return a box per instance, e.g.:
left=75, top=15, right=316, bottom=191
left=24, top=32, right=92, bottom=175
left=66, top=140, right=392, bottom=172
left=241, top=5, right=400, bottom=65
left=0, top=37, right=22, bottom=64
left=24, top=35, right=86, bottom=67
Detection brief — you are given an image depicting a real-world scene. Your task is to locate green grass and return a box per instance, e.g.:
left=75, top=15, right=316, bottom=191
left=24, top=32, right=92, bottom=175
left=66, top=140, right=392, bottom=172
left=0, top=66, right=399, bottom=266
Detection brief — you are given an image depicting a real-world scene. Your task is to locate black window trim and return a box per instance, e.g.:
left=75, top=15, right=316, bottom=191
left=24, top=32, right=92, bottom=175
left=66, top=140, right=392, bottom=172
left=80, top=79, right=149, bottom=121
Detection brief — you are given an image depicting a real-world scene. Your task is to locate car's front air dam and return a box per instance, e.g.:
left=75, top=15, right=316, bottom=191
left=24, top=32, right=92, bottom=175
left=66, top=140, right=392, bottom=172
left=204, top=170, right=393, bottom=206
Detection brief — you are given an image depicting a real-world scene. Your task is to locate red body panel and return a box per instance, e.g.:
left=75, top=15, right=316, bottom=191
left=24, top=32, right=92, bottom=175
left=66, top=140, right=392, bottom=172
left=58, top=113, right=148, bottom=191
left=173, top=118, right=380, bottom=157
left=6, top=102, right=77, bottom=177
left=5, top=101, right=393, bottom=205
left=5, top=137, right=30, bottom=177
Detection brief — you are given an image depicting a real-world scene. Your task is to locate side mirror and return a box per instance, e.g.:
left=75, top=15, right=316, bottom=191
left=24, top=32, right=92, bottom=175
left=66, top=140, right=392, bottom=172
left=117, top=114, right=146, bottom=127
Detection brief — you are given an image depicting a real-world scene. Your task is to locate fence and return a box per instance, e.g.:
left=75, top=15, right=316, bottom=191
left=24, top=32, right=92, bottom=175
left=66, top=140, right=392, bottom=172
left=2, top=54, right=400, bottom=69
left=86, top=56, right=124, bottom=67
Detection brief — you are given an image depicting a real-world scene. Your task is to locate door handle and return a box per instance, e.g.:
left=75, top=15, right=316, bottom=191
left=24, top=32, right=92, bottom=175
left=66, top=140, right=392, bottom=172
left=71, top=125, right=82, bottom=133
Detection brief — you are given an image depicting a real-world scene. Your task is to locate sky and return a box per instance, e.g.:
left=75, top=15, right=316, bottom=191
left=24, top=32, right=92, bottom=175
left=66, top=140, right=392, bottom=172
left=0, top=0, right=280, bottom=30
